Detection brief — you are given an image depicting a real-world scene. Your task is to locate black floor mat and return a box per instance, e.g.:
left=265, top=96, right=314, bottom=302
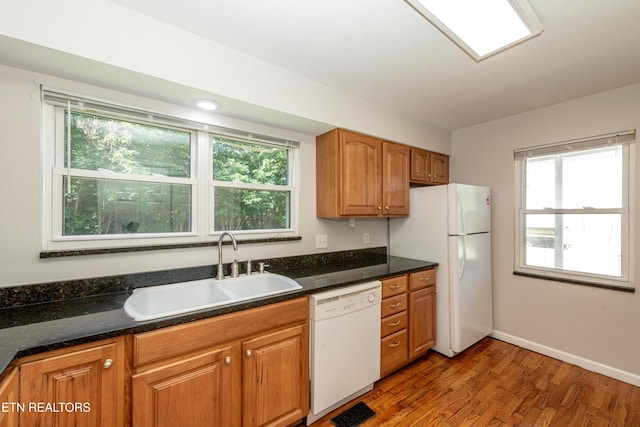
left=331, top=401, right=376, bottom=427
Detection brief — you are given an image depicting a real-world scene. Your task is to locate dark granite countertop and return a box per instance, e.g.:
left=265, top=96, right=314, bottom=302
left=0, top=252, right=436, bottom=375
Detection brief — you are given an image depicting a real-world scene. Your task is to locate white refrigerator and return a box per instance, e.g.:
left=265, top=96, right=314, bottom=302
left=389, top=183, right=493, bottom=357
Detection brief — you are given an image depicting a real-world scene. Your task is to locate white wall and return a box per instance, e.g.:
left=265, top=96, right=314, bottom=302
left=452, top=83, right=640, bottom=383
left=0, top=64, right=390, bottom=287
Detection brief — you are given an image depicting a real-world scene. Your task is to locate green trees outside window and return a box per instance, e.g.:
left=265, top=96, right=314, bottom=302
left=212, top=138, right=291, bottom=232
left=62, top=112, right=192, bottom=236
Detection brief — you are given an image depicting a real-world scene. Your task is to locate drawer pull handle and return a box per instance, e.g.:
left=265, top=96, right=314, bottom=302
left=389, top=320, right=401, bottom=327
left=389, top=341, right=401, bottom=348
left=389, top=285, right=401, bottom=290
left=389, top=302, right=402, bottom=308
left=225, top=356, right=232, bottom=365
left=420, top=277, right=432, bottom=281
left=103, top=359, right=113, bottom=369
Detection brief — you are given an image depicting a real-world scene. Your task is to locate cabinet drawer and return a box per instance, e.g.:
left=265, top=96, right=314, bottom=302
left=380, top=311, right=407, bottom=337
left=380, top=329, right=408, bottom=377
left=409, top=269, right=436, bottom=290
left=381, top=294, right=407, bottom=318
left=381, top=275, right=408, bottom=298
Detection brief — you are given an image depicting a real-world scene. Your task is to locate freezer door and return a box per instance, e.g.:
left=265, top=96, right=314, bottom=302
left=448, top=184, right=491, bottom=235
left=449, top=232, right=493, bottom=354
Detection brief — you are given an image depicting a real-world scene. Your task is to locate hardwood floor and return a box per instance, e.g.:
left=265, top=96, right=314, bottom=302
left=307, top=338, right=640, bottom=426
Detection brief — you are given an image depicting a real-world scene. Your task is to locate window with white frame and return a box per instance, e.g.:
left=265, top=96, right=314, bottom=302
left=210, top=136, right=296, bottom=234
left=42, top=89, right=299, bottom=251
left=514, top=130, right=635, bottom=289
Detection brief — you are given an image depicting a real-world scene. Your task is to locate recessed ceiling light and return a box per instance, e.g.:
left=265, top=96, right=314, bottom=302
left=194, top=99, right=221, bottom=111
left=404, top=0, right=543, bottom=61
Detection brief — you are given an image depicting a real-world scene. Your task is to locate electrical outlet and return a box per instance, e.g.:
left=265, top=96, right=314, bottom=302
left=315, top=234, right=328, bottom=248
left=363, top=233, right=370, bottom=244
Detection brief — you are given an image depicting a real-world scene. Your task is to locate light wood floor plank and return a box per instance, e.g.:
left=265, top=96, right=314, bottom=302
left=304, top=338, right=640, bottom=426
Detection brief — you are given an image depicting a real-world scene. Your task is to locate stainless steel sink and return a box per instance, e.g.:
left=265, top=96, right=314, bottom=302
left=124, top=273, right=302, bottom=321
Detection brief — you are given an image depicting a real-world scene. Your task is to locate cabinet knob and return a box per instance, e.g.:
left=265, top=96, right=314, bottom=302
left=103, top=359, right=113, bottom=369
left=225, top=356, right=232, bottom=365
left=246, top=349, right=253, bottom=357
left=385, top=206, right=389, bottom=210
left=377, top=206, right=382, bottom=210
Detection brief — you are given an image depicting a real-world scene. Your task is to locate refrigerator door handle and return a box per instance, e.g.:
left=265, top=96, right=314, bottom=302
left=457, top=189, right=467, bottom=235
left=458, top=236, right=466, bottom=280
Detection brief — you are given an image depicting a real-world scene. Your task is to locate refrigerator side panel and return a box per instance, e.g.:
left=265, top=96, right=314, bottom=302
left=389, top=186, right=452, bottom=356
left=448, top=184, right=491, bottom=235
left=449, top=232, right=493, bottom=354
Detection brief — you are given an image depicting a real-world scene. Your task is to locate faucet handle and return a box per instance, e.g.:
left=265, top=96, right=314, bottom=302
left=258, top=262, right=270, bottom=274
left=230, top=260, right=239, bottom=278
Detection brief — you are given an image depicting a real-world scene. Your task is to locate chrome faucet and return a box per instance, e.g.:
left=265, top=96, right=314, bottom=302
left=216, top=232, right=238, bottom=280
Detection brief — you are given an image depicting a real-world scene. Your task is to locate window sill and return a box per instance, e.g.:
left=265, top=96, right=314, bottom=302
left=513, top=271, right=635, bottom=293
left=40, top=236, right=302, bottom=259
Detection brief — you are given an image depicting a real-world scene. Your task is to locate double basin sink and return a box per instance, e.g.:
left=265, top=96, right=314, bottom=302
left=124, top=272, right=302, bottom=321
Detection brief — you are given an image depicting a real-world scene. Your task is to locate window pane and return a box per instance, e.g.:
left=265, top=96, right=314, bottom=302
left=562, top=147, right=622, bottom=209
left=524, top=213, right=621, bottom=277
left=66, top=111, right=191, bottom=178
left=525, top=146, right=622, bottom=209
left=214, top=187, right=289, bottom=231
left=63, top=177, right=191, bottom=235
left=212, top=137, right=288, bottom=185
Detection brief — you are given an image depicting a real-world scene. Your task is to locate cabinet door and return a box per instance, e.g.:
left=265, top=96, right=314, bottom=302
left=242, top=325, right=308, bottom=427
left=382, top=142, right=410, bottom=216
left=409, top=286, right=436, bottom=359
left=20, top=340, right=122, bottom=427
left=339, top=130, right=382, bottom=216
left=0, top=368, right=18, bottom=427
left=430, top=152, right=449, bottom=184
left=410, top=148, right=431, bottom=183
left=132, top=346, right=234, bottom=427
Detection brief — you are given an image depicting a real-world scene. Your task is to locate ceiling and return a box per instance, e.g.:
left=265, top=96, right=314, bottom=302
left=104, top=0, right=640, bottom=130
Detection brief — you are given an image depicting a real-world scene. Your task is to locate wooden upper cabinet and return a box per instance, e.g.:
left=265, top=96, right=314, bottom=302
left=410, top=148, right=449, bottom=185
left=382, top=142, right=410, bottom=216
left=430, top=152, right=449, bottom=184
left=316, top=128, right=409, bottom=218
left=339, top=130, right=382, bottom=216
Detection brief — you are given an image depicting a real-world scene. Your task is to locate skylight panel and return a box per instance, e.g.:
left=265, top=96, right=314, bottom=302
left=405, top=0, right=543, bottom=61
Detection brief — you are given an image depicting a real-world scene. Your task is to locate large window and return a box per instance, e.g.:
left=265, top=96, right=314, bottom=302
left=514, top=130, right=635, bottom=289
left=42, top=89, right=299, bottom=251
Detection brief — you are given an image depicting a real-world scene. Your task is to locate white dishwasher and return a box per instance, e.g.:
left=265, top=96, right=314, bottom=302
left=307, top=280, right=381, bottom=425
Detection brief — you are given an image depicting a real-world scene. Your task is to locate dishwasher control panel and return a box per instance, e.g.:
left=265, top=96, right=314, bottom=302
left=310, top=280, right=381, bottom=321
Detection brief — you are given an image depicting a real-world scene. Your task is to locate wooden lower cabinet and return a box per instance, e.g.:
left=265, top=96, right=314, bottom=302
left=132, top=297, right=309, bottom=427
left=380, top=269, right=436, bottom=378
left=0, top=368, right=18, bottom=427
left=132, top=346, right=234, bottom=427
left=242, top=325, right=308, bottom=427
left=409, top=286, right=436, bottom=358
left=19, top=337, right=125, bottom=427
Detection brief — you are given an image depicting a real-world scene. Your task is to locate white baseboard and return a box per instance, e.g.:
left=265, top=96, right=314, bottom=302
left=491, top=330, right=640, bottom=387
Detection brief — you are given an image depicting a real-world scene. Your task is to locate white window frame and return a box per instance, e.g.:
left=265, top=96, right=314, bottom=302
left=42, top=88, right=300, bottom=251
left=514, top=130, right=635, bottom=289
left=208, top=134, right=299, bottom=239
